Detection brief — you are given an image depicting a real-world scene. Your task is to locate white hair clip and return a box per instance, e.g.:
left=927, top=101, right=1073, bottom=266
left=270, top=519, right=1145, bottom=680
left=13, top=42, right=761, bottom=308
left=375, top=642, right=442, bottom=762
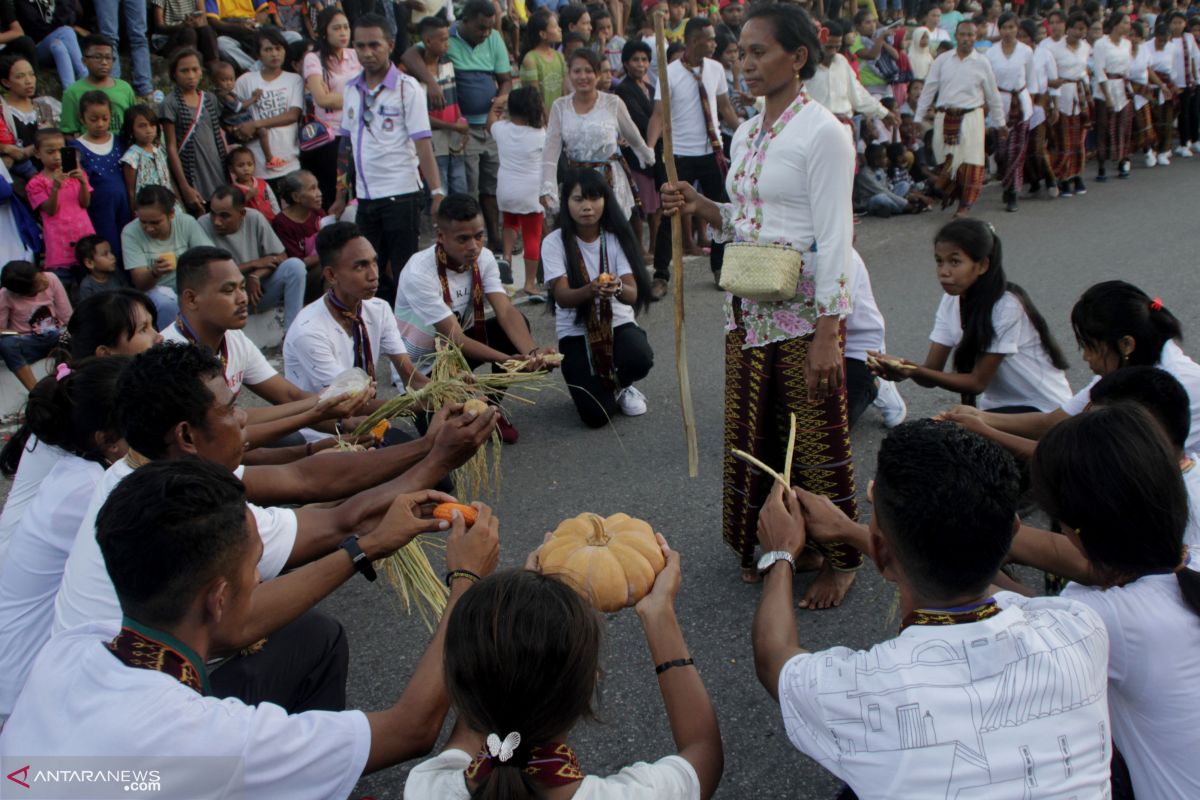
left=486, top=731, right=522, bottom=763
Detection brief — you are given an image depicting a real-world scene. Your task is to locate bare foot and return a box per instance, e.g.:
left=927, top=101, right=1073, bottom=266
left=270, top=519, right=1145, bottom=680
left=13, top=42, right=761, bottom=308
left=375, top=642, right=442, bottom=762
left=799, top=562, right=857, bottom=610
left=796, top=548, right=824, bottom=572
left=741, top=565, right=762, bottom=584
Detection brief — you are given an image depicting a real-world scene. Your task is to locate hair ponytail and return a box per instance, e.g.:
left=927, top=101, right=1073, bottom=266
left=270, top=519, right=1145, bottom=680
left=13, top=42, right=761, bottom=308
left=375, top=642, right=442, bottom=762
left=1070, top=280, right=1182, bottom=366
left=472, top=765, right=546, bottom=800
left=22, top=357, right=130, bottom=466
left=1177, top=568, right=1200, bottom=619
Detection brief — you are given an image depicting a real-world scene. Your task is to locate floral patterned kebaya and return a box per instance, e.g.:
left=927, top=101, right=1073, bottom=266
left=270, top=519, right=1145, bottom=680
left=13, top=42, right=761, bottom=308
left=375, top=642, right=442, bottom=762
left=713, top=90, right=856, bottom=349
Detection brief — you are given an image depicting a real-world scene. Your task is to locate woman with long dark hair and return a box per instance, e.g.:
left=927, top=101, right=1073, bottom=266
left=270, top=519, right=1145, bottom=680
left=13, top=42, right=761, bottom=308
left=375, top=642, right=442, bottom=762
left=543, top=169, right=653, bottom=428
left=947, top=281, right=1200, bottom=453
left=869, top=219, right=1071, bottom=413
left=300, top=7, right=360, bottom=208
left=1092, top=12, right=1134, bottom=180
left=661, top=4, right=862, bottom=603
left=541, top=48, right=654, bottom=222
left=404, top=542, right=723, bottom=799
left=0, top=290, right=158, bottom=565
left=986, top=13, right=1035, bottom=211
left=1018, top=403, right=1200, bottom=798
left=519, top=8, right=567, bottom=113
left=0, top=356, right=130, bottom=723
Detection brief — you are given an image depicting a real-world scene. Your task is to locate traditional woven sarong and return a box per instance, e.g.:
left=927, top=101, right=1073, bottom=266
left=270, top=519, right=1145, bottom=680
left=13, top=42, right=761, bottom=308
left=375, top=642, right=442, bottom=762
left=998, top=120, right=1029, bottom=190
left=1095, top=102, right=1133, bottom=164
left=1024, top=109, right=1056, bottom=186
left=567, top=155, right=643, bottom=209
left=722, top=320, right=862, bottom=571
left=1152, top=96, right=1176, bottom=153
left=1053, top=112, right=1087, bottom=179
left=932, top=107, right=986, bottom=211
left=1132, top=102, right=1157, bottom=151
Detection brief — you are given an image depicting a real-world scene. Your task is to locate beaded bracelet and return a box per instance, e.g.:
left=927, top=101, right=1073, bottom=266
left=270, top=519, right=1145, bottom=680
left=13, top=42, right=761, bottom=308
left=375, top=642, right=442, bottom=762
left=655, top=657, right=695, bottom=675
left=445, top=569, right=481, bottom=588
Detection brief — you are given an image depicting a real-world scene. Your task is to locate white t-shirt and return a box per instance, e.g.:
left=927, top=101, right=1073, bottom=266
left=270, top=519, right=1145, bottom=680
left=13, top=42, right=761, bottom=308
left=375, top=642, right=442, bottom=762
left=340, top=67, right=432, bottom=200
left=0, top=454, right=102, bottom=720
left=0, top=622, right=371, bottom=800
left=655, top=58, right=726, bottom=156
left=1185, top=455, right=1200, bottom=549
left=491, top=120, right=546, bottom=215
left=1060, top=341, right=1200, bottom=453
left=844, top=249, right=885, bottom=362
left=284, top=296, right=408, bottom=393
left=541, top=230, right=637, bottom=341
left=234, top=70, right=304, bottom=180
left=930, top=291, right=1072, bottom=411
left=405, top=748, right=700, bottom=799
left=0, top=437, right=65, bottom=567
left=394, top=245, right=505, bottom=372
left=53, top=461, right=297, bottom=634
left=777, top=593, right=1111, bottom=800
left=161, top=325, right=279, bottom=397
left=1062, top=564, right=1200, bottom=799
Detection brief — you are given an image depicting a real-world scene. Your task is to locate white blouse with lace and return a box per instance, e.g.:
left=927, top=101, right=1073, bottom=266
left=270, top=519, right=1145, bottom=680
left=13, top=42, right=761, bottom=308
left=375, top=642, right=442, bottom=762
left=713, top=92, right=855, bottom=349
left=541, top=92, right=654, bottom=219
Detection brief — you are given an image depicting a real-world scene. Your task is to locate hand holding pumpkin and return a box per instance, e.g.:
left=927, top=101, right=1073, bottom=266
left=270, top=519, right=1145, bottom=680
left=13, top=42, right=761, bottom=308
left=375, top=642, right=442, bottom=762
left=445, top=502, right=500, bottom=580
left=634, top=534, right=681, bottom=617
left=539, top=513, right=667, bottom=612
left=359, top=489, right=459, bottom=560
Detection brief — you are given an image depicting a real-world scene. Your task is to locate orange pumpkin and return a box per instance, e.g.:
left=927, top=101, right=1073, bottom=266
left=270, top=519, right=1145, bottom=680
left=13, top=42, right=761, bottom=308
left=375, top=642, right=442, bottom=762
left=539, top=513, right=665, bottom=611
left=433, top=502, right=478, bottom=526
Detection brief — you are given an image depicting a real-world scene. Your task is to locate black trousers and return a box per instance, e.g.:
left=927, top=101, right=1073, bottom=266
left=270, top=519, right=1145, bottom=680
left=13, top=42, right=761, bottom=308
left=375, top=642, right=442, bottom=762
left=653, top=152, right=728, bottom=281
left=210, top=609, right=349, bottom=713
left=1178, top=86, right=1200, bottom=146
left=558, top=323, right=654, bottom=428
left=357, top=191, right=423, bottom=306
left=845, top=357, right=878, bottom=430
left=300, top=136, right=343, bottom=220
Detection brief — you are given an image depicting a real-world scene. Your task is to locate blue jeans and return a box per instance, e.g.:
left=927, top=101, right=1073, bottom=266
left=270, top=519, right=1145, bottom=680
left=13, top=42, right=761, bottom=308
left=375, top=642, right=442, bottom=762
left=217, top=36, right=258, bottom=72
left=146, top=285, right=179, bottom=328
left=0, top=331, right=60, bottom=372
left=35, top=28, right=86, bottom=89
left=867, top=192, right=908, bottom=217
left=436, top=154, right=468, bottom=196
left=96, top=0, right=152, bottom=95
left=257, top=257, right=306, bottom=331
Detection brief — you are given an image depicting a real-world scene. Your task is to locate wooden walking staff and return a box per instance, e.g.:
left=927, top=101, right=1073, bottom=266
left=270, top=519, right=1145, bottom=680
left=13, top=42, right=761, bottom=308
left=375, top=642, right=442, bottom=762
left=654, top=11, right=699, bottom=479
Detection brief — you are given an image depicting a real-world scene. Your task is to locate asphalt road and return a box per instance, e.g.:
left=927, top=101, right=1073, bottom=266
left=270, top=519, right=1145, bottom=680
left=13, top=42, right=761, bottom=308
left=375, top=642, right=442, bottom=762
left=4, top=160, right=1195, bottom=798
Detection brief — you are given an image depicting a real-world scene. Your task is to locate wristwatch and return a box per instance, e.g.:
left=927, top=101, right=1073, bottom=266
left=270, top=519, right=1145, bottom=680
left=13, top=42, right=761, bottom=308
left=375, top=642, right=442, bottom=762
left=340, top=535, right=377, bottom=582
left=430, top=187, right=447, bottom=197
left=757, top=550, right=796, bottom=575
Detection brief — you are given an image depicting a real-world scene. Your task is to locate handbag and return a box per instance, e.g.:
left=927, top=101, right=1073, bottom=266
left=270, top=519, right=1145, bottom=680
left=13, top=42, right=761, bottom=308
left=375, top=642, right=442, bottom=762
left=718, top=242, right=804, bottom=302
left=299, top=98, right=333, bottom=152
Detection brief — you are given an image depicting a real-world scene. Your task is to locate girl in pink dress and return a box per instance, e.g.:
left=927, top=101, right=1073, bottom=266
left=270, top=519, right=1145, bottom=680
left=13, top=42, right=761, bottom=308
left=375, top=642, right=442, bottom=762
left=26, top=130, right=93, bottom=290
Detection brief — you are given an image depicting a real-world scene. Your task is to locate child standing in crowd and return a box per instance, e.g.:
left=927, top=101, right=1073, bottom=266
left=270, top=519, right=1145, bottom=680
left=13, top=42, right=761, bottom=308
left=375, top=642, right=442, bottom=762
left=227, top=145, right=281, bottom=221
left=120, top=105, right=180, bottom=213
left=74, top=235, right=121, bottom=300
left=488, top=88, right=547, bottom=299
left=0, top=261, right=72, bottom=390
left=593, top=7, right=627, bottom=77
left=664, top=0, right=689, bottom=43
left=520, top=9, right=569, bottom=112
left=209, top=61, right=276, bottom=170
left=27, top=130, right=93, bottom=290
left=59, top=35, right=136, bottom=138
left=420, top=16, right=469, bottom=197
left=234, top=27, right=305, bottom=189
left=870, top=219, right=1072, bottom=412
left=71, top=93, right=132, bottom=268
left=543, top=169, right=653, bottom=426
left=161, top=48, right=227, bottom=217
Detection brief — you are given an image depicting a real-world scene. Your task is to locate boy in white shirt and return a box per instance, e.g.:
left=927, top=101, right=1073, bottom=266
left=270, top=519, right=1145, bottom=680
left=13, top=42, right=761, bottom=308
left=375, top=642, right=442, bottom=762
left=755, top=420, right=1112, bottom=799
left=395, top=194, right=557, bottom=443
left=2, top=458, right=501, bottom=799
left=233, top=26, right=304, bottom=183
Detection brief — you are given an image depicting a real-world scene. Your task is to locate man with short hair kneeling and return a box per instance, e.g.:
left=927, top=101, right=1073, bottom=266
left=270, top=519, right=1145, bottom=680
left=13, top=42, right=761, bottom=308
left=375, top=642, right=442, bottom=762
left=0, top=459, right=500, bottom=796
left=753, top=420, right=1113, bottom=798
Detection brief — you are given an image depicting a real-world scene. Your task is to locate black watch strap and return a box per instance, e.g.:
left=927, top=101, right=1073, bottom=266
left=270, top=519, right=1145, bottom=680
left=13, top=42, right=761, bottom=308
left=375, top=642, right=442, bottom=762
left=340, top=535, right=377, bottom=582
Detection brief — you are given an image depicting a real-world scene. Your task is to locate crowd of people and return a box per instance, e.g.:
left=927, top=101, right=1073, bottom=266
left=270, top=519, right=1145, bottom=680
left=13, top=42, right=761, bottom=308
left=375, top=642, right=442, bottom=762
left=0, top=0, right=1195, bottom=798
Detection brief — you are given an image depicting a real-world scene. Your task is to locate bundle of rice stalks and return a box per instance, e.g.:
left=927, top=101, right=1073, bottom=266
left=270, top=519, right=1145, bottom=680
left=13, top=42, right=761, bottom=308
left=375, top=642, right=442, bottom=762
left=352, top=338, right=553, bottom=624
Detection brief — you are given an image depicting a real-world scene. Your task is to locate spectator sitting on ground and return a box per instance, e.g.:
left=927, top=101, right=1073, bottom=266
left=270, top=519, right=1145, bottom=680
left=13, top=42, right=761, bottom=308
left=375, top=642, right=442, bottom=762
left=121, top=185, right=215, bottom=324
left=198, top=186, right=306, bottom=332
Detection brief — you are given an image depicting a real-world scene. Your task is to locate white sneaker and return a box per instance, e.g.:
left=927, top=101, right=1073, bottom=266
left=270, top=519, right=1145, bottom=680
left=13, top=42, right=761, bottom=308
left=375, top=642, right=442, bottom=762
left=872, top=380, right=907, bottom=428
left=1158, top=152, right=1172, bottom=166
left=1192, top=141, right=1200, bottom=154
left=1144, top=150, right=1157, bottom=168
left=1175, top=145, right=1194, bottom=158
left=615, top=385, right=648, bottom=416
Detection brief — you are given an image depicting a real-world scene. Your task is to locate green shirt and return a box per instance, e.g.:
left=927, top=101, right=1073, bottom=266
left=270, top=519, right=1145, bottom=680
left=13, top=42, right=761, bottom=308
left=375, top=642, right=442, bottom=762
left=447, top=27, right=511, bottom=125
left=60, top=78, right=137, bottom=136
left=519, top=49, right=566, bottom=112
left=120, top=212, right=213, bottom=291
